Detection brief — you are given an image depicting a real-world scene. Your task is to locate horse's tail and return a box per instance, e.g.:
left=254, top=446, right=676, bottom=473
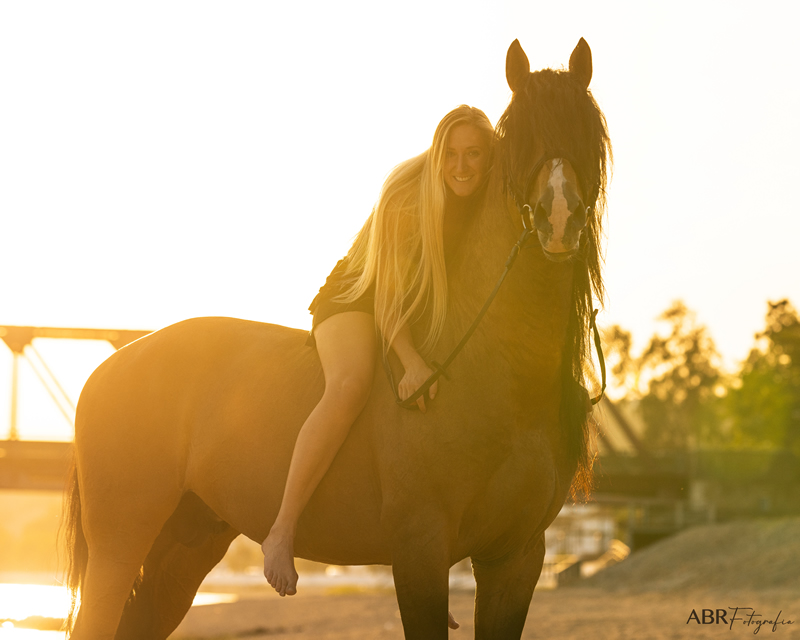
left=63, top=463, right=87, bottom=636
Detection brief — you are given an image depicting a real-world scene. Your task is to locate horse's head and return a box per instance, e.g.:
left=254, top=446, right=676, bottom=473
left=522, top=156, right=589, bottom=261
left=497, top=38, right=610, bottom=263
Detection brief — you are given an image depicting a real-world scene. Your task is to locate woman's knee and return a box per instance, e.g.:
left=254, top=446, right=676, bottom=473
left=323, top=373, right=373, bottom=415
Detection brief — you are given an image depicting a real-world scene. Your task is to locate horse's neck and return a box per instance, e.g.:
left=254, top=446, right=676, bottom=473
left=440, top=180, right=574, bottom=382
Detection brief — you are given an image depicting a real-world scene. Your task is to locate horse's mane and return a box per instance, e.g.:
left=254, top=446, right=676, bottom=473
left=496, top=67, right=612, bottom=499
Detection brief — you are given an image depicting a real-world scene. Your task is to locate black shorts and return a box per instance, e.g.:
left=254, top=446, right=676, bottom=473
left=306, top=259, right=375, bottom=348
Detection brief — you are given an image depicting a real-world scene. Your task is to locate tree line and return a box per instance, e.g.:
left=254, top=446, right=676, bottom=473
left=604, top=299, right=800, bottom=456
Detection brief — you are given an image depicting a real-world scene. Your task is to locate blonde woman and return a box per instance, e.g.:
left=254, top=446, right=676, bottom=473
left=262, top=105, right=494, bottom=599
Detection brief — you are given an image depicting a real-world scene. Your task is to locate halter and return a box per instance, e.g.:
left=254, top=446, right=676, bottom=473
left=383, top=152, right=606, bottom=410
left=509, top=151, right=593, bottom=227
left=512, top=152, right=606, bottom=406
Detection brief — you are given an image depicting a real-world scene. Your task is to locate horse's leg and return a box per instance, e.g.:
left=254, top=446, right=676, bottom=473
left=389, top=510, right=452, bottom=639
left=471, top=533, right=546, bottom=640
left=70, top=488, right=182, bottom=640
left=115, top=493, right=239, bottom=640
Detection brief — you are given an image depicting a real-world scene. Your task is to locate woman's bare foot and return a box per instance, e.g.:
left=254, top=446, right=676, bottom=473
left=261, top=528, right=299, bottom=597
left=448, top=610, right=459, bottom=629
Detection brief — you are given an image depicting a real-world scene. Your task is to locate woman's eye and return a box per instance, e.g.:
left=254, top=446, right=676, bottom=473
left=469, top=150, right=481, bottom=157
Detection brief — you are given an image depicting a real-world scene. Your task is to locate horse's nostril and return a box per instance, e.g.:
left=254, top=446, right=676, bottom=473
left=533, top=203, right=550, bottom=233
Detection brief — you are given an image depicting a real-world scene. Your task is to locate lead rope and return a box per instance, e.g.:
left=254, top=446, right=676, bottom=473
left=589, top=302, right=606, bottom=405
left=382, top=225, right=533, bottom=409
left=383, top=219, right=608, bottom=410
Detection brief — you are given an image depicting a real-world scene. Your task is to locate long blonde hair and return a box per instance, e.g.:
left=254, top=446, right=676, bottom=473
left=338, top=105, right=494, bottom=354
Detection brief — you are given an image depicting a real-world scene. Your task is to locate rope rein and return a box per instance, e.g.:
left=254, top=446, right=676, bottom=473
left=382, top=225, right=534, bottom=409
left=382, top=226, right=607, bottom=410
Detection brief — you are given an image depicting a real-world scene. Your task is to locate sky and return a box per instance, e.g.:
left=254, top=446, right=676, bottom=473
left=1, top=1, right=799, bottom=440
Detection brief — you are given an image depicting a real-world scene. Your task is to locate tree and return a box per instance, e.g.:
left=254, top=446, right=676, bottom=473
left=727, top=300, right=800, bottom=455
left=604, top=324, right=637, bottom=396
left=604, top=301, right=723, bottom=452
left=638, top=302, right=723, bottom=451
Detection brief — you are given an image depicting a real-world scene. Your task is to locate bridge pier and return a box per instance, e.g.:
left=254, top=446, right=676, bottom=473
left=9, top=352, right=19, bottom=441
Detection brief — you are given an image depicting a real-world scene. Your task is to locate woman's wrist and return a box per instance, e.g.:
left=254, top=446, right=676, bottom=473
left=391, top=324, right=426, bottom=372
left=393, top=344, right=425, bottom=371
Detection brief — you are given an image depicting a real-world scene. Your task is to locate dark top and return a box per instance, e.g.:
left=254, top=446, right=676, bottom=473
left=306, top=184, right=486, bottom=348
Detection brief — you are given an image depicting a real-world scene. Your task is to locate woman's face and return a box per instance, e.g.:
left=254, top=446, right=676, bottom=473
left=443, top=124, right=489, bottom=197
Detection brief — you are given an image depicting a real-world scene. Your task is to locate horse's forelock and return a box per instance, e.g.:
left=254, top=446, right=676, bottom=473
left=497, top=69, right=609, bottom=204
left=495, top=64, right=612, bottom=496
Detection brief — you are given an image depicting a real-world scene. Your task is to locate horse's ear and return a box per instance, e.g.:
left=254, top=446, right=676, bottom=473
left=506, top=39, right=530, bottom=93
left=568, top=37, right=592, bottom=90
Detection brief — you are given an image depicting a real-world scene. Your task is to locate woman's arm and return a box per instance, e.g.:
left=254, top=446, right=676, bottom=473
left=391, top=323, right=438, bottom=412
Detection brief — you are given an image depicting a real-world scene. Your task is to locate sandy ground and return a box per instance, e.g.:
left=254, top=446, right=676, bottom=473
left=170, top=585, right=800, bottom=639
left=170, top=519, right=800, bottom=639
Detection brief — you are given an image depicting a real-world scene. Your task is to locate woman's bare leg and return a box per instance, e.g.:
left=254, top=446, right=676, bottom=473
left=261, top=311, right=376, bottom=596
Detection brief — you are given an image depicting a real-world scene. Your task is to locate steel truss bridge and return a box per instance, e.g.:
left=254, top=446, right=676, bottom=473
left=0, top=325, right=688, bottom=510
left=0, top=326, right=150, bottom=491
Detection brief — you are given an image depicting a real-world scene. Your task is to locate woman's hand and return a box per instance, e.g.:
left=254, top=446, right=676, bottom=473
left=398, top=360, right=438, bottom=413
left=391, top=322, right=438, bottom=412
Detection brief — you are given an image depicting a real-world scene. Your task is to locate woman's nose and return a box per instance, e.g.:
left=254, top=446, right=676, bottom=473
left=456, top=154, right=467, bottom=173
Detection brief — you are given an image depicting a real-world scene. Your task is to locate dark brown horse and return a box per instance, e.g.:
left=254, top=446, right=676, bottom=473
left=64, top=38, right=610, bottom=639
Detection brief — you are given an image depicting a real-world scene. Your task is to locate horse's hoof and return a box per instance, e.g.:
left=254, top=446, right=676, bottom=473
left=448, top=611, right=459, bottom=629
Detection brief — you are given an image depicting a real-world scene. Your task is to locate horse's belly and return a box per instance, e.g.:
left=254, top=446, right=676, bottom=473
left=187, top=383, right=389, bottom=563
left=193, top=425, right=389, bottom=563
left=295, top=431, right=391, bottom=564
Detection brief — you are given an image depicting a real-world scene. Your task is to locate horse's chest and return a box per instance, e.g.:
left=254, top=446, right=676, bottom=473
left=477, top=432, right=554, bottom=507
left=375, top=408, right=503, bottom=509
left=377, top=413, right=555, bottom=538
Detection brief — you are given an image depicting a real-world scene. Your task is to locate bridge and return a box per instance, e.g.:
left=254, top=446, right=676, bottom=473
left=0, top=326, right=151, bottom=491
left=0, top=324, right=689, bottom=506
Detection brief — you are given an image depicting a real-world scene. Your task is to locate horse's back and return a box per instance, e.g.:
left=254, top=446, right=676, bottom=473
left=75, top=316, right=388, bottom=560
left=77, top=316, right=320, bottom=445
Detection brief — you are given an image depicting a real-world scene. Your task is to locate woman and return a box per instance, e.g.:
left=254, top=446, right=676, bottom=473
left=261, top=105, right=494, bottom=599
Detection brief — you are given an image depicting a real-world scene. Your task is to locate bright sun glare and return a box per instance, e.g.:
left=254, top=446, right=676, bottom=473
left=0, top=584, right=236, bottom=636
left=0, top=585, right=69, bottom=622
left=0, top=627, right=63, bottom=640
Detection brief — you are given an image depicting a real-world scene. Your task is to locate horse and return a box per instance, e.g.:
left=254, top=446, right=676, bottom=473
left=64, top=38, right=610, bottom=639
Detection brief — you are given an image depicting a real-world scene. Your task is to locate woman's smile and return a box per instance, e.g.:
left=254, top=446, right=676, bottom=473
left=444, top=124, right=489, bottom=197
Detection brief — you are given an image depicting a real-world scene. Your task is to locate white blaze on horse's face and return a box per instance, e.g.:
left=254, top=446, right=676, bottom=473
left=530, top=159, right=587, bottom=261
